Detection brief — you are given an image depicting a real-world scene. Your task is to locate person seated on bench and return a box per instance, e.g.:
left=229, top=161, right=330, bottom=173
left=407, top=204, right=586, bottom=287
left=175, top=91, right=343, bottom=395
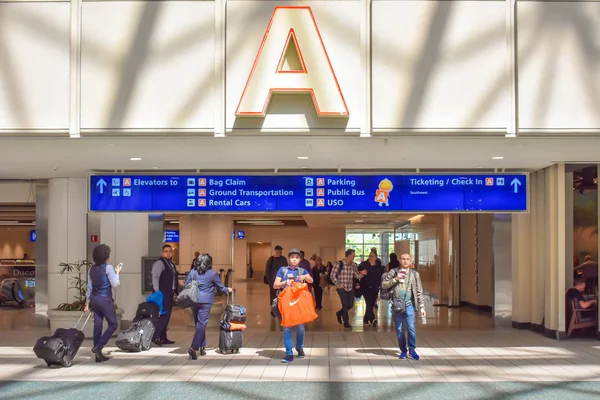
left=566, top=279, right=597, bottom=336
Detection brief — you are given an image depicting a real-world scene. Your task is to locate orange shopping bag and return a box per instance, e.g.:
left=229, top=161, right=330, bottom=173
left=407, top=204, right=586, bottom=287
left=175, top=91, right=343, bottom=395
left=278, top=282, right=318, bottom=328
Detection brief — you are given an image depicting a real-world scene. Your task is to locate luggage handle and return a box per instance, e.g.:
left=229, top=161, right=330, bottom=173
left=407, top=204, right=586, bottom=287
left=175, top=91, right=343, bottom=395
left=75, top=312, right=92, bottom=330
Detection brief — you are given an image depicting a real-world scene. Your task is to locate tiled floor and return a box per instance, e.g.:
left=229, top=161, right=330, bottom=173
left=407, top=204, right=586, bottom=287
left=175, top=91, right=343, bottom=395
left=2, top=324, right=600, bottom=383
left=1, top=280, right=599, bottom=384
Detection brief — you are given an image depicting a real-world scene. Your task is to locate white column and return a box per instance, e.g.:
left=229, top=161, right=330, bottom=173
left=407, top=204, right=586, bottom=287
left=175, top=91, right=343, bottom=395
left=505, top=0, right=518, bottom=137
left=359, top=0, right=372, bottom=137
left=214, top=0, right=226, bottom=137
left=69, top=0, right=82, bottom=138
left=47, top=178, right=87, bottom=311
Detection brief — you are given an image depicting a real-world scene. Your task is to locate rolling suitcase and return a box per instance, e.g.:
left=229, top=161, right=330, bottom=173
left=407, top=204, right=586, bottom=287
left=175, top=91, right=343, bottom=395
left=218, top=329, right=243, bottom=354
left=115, top=319, right=154, bottom=352
left=33, top=312, right=91, bottom=368
left=219, top=290, right=244, bottom=354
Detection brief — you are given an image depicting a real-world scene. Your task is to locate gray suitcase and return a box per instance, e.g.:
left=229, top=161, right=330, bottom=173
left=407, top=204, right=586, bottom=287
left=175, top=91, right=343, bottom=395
left=115, top=318, right=154, bottom=352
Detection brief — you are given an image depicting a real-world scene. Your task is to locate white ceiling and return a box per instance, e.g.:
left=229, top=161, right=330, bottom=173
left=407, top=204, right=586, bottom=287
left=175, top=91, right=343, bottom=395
left=1, top=135, right=600, bottom=179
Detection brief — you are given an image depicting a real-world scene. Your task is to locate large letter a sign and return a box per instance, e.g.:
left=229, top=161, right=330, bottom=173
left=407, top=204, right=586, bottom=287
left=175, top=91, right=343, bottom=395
left=236, top=6, right=349, bottom=117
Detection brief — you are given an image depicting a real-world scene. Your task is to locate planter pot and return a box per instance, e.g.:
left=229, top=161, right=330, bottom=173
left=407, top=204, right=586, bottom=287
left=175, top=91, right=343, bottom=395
left=47, top=308, right=124, bottom=339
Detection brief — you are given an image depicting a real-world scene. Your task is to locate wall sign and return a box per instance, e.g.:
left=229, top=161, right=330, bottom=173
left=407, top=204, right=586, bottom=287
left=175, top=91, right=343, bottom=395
left=29, top=230, right=36, bottom=243
left=237, top=231, right=246, bottom=239
left=236, top=6, right=348, bottom=117
left=164, top=230, right=180, bottom=243
left=89, top=174, right=528, bottom=213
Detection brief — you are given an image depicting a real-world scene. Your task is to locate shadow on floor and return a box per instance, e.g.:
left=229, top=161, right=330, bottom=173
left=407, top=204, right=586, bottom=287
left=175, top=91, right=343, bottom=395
left=256, top=349, right=286, bottom=360
left=355, top=348, right=398, bottom=358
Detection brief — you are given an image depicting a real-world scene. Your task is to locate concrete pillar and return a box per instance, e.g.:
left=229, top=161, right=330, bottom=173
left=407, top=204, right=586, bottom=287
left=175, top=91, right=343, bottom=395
left=35, top=182, right=49, bottom=316
left=98, top=213, right=149, bottom=321
left=180, top=214, right=233, bottom=273
left=47, top=178, right=87, bottom=311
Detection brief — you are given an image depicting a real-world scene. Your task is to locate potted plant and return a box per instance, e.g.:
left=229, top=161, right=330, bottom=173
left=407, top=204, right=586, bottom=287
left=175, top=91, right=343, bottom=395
left=47, top=260, right=123, bottom=338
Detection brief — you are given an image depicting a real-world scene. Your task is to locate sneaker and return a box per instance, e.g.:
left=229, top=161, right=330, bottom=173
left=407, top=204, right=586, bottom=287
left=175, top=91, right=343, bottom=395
left=343, top=323, right=352, bottom=329
left=408, top=350, right=420, bottom=361
left=399, top=352, right=407, bottom=360
left=281, top=355, right=294, bottom=363
left=296, top=348, right=305, bottom=358
left=162, top=339, right=175, bottom=345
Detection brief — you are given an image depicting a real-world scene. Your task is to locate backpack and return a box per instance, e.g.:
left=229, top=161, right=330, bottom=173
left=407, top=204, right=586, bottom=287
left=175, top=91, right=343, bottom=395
left=379, top=269, right=398, bottom=301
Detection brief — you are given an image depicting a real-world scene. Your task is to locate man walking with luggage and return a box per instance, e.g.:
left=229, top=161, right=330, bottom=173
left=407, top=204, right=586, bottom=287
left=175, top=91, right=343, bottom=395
left=273, top=248, right=313, bottom=363
left=265, top=245, right=287, bottom=317
left=331, top=249, right=367, bottom=328
left=151, top=244, right=178, bottom=346
left=381, top=253, right=426, bottom=360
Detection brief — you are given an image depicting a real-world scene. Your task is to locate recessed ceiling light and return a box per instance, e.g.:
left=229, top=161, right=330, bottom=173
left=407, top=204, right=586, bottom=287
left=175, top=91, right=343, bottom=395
left=152, top=167, right=159, bottom=170
left=130, top=157, right=142, bottom=161
left=355, top=220, right=364, bottom=223
left=297, top=156, right=309, bottom=160
left=492, top=156, right=504, bottom=160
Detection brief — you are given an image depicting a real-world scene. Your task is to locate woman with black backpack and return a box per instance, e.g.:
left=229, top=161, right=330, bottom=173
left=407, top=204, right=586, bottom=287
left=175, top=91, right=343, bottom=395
left=185, top=254, right=232, bottom=360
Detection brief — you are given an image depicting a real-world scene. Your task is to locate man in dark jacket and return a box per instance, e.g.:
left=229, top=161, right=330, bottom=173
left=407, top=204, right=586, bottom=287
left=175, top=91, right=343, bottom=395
left=265, top=245, right=287, bottom=316
left=151, top=245, right=178, bottom=346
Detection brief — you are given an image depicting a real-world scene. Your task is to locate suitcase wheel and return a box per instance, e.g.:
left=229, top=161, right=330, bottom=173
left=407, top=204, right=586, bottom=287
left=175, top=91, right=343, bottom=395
left=61, top=359, right=72, bottom=368
left=233, top=349, right=240, bottom=354
left=46, top=361, right=53, bottom=367
left=141, top=342, right=150, bottom=351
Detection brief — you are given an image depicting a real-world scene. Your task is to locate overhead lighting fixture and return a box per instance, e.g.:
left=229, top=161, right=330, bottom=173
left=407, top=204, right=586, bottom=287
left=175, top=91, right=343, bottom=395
left=297, top=156, right=309, bottom=160
left=354, top=220, right=364, bottom=223
left=408, top=214, right=425, bottom=221
left=492, top=156, right=504, bottom=160
left=129, top=157, right=142, bottom=161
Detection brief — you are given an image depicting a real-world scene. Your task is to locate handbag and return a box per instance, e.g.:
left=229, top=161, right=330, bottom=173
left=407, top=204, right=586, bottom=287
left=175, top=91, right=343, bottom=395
left=271, top=297, right=282, bottom=319
left=176, top=280, right=200, bottom=309
left=278, top=282, right=319, bottom=328
left=392, top=271, right=412, bottom=315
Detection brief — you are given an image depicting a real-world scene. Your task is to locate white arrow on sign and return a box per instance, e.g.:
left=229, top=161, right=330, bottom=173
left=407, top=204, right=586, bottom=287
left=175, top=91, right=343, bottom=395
left=97, top=179, right=107, bottom=194
left=511, top=178, right=521, bottom=193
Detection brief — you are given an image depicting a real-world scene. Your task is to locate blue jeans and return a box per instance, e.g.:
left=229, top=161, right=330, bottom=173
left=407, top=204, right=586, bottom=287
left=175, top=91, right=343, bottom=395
left=191, top=303, right=212, bottom=350
left=283, top=324, right=305, bottom=356
left=393, top=304, right=416, bottom=352
left=90, top=295, right=118, bottom=350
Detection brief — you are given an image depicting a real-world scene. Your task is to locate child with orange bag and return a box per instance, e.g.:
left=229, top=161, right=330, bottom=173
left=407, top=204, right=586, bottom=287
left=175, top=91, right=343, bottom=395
left=273, top=248, right=314, bottom=363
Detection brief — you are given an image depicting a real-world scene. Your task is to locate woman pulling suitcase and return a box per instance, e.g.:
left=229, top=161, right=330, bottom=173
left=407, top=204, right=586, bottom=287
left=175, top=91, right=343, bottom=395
left=84, top=244, right=122, bottom=362
left=185, top=253, right=233, bottom=360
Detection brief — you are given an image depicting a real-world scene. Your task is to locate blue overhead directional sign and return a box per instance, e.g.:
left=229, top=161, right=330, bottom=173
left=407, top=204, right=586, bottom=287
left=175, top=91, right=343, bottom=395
left=89, top=174, right=528, bottom=213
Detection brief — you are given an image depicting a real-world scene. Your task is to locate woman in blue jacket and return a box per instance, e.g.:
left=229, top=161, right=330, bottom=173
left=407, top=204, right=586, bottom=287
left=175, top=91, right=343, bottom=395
left=185, top=253, right=232, bottom=360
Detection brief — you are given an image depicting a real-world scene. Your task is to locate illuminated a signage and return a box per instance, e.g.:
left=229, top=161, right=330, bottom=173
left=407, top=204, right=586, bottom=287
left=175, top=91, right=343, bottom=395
left=236, top=6, right=348, bottom=117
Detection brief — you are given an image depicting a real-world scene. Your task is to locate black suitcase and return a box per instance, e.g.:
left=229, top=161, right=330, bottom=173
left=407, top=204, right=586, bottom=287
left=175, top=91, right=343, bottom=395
left=219, top=329, right=243, bottom=354
left=33, top=313, right=91, bottom=368
left=115, top=319, right=154, bottom=352
left=33, top=336, right=65, bottom=365
left=134, top=302, right=160, bottom=327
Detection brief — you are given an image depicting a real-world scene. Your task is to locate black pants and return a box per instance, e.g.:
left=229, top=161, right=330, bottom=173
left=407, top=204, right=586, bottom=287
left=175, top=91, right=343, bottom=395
left=363, top=289, right=378, bottom=324
left=154, top=291, right=173, bottom=341
left=314, top=287, right=323, bottom=308
left=337, top=289, right=355, bottom=324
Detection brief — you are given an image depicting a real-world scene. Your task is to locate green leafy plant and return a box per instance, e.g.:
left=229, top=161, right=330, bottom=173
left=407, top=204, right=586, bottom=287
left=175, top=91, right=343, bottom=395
left=56, top=260, right=91, bottom=312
